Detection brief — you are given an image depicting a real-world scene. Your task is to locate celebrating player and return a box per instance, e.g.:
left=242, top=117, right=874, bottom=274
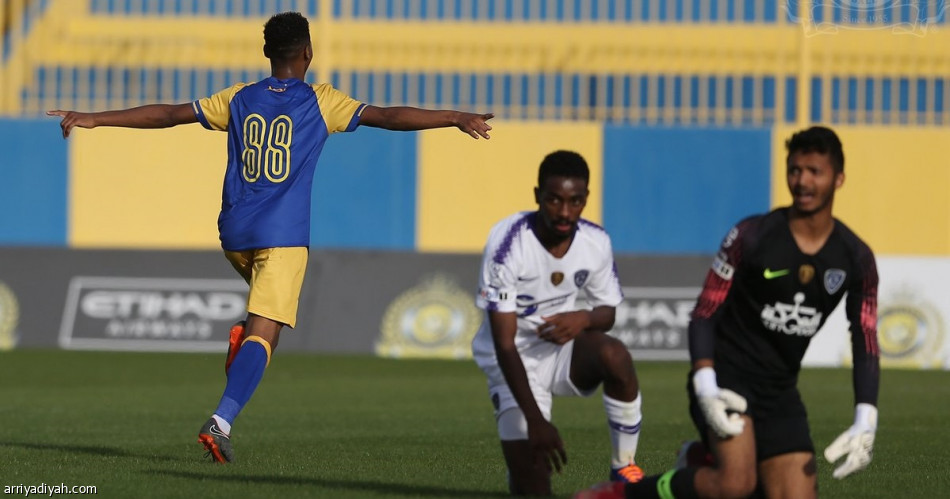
left=472, top=150, right=644, bottom=495
left=49, top=11, right=493, bottom=464
left=575, top=126, right=880, bottom=499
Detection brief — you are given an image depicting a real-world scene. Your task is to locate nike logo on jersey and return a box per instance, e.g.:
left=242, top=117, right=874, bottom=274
left=763, top=268, right=790, bottom=280
left=517, top=275, right=539, bottom=282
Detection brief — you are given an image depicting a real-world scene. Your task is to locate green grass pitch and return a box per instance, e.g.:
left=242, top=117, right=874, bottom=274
left=1, top=350, right=948, bottom=498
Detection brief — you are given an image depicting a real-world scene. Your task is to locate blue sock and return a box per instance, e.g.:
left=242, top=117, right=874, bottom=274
left=214, top=340, right=269, bottom=425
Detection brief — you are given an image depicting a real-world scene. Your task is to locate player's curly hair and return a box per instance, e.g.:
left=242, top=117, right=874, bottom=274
left=263, top=12, right=310, bottom=61
left=538, top=150, right=589, bottom=187
left=786, top=126, right=845, bottom=173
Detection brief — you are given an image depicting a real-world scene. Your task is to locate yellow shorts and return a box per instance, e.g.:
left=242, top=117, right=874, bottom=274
left=224, top=247, right=308, bottom=328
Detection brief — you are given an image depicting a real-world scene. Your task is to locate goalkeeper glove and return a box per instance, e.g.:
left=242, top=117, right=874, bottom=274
left=824, top=403, right=877, bottom=479
left=692, top=367, right=747, bottom=438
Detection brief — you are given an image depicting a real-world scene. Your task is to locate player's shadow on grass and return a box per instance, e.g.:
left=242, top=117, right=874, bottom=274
left=149, top=469, right=510, bottom=498
left=0, top=441, right=181, bottom=462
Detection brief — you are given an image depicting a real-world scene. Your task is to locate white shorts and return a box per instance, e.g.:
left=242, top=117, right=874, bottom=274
left=477, top=339, right=597, bottom=440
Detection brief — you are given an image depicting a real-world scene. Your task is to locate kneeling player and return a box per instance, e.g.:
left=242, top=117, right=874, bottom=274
left=473, top=151, right=644, bottom=495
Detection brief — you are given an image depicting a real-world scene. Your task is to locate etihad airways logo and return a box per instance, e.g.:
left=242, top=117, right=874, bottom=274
left=761, top=292, right=823, bottom=337
left=80, top=291, right=242, bottom=320
left=60, top=277, right=247, bottom=352
left=577, top=286, right=698, bottom=360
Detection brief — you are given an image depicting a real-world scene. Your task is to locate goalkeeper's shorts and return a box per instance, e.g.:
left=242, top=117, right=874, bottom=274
left=686, top=369, right=815, bottom=460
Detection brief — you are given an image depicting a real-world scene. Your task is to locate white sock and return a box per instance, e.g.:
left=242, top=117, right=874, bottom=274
left=212, top=414, right=232, bottom=435
left=603, top=392, right=642, bottom=469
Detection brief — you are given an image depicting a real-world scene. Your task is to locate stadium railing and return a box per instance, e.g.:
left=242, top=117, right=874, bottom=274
left=2, top=0, right=949, bottom=126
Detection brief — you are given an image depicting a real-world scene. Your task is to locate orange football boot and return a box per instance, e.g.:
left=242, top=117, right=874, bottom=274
left=224, top=321, right=246, bottom=374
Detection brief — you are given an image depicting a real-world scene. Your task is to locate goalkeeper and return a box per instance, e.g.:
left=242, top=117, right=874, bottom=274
left=575, top=126, right=880, bottom=499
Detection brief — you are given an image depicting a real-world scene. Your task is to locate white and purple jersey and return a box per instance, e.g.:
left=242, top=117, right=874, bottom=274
left=472, top=211, right=623, bottom=365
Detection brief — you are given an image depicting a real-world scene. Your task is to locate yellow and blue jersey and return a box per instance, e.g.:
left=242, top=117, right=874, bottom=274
left=192, top=78, right=366, bottom=251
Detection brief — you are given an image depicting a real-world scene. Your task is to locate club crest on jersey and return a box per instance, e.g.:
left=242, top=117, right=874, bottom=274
left=798, top=264, right=815, bottom=285
left=824, top=269, right=846, bottom=294
left=551, top=272, right=565, bottom=286
left=574, top=270, right=589, bottom=288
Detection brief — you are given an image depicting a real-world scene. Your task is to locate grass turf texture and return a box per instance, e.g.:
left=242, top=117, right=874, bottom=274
left=1, top=350, right=948, bottom=498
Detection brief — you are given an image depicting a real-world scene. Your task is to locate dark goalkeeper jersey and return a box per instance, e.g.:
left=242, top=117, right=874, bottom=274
left=689, top=207, right=880, bottom=404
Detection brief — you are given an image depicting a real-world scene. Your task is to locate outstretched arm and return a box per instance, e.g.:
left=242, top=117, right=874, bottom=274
left=358, top=105, right=493, bottom=139
left=47, top=103, right=198, bottom=138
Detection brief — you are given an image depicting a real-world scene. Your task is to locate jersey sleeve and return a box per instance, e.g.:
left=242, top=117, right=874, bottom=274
left=583, top=234, right=624, bottom=308
left=687, top=221, right=748, bottom=362
left=192, top=83, right=247, bottom=131
left=475, top=222, right=520, bottom=313
left=312, top=83, right=366, bottom=133
left=846, top=243, right=880, bottom=405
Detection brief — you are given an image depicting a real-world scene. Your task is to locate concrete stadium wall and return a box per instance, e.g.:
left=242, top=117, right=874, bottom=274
left=0, top=119, right=68, bottom=246
left=2, top=118, right=946, bottom=256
